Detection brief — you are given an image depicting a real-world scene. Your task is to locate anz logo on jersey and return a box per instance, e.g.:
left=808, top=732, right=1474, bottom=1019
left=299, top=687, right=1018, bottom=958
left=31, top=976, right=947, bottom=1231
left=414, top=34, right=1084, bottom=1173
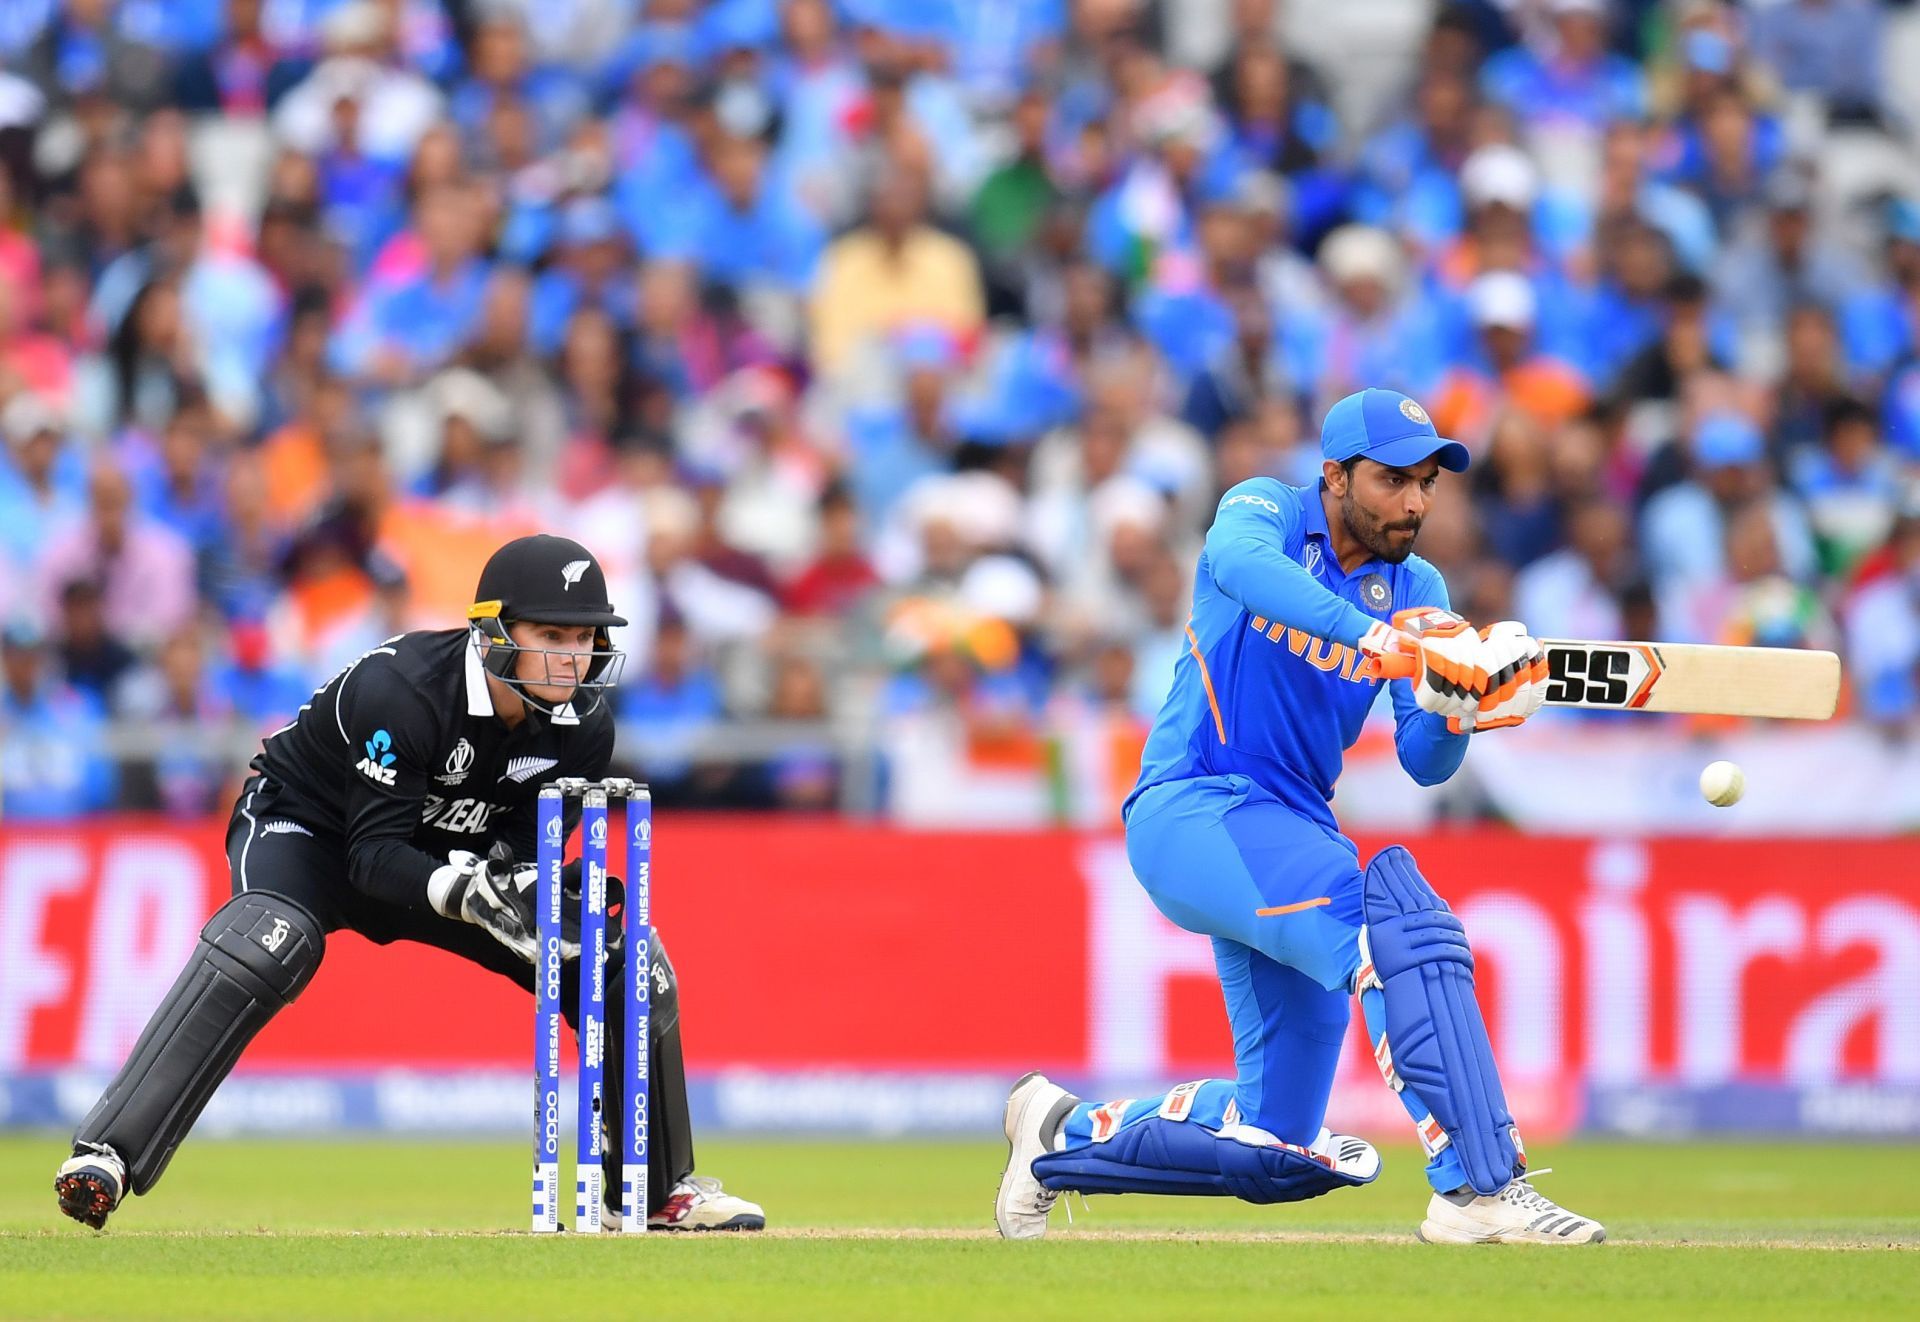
left=422, top=794, right=494, bottom=834
left=1246, top=615, right=1373, bottom=684
left=356, top=729, right=399, bottom=785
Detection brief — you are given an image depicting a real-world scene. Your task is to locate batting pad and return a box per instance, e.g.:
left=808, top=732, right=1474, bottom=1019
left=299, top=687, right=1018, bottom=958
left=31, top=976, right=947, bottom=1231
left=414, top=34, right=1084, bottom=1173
left=1358, top=846, right=1523, bottom=1196
left=1032, top=1115, right=1374, bottom=1204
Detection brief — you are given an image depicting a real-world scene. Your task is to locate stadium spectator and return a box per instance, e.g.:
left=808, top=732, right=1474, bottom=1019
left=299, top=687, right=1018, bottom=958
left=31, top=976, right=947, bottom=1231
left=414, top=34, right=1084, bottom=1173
left=784, top=482, right=880, bottom=618
left=0, top=256, right=70, bottom=410
left=327, top=179, right=490, bottom=387
left=809, top=163, right=985, bottom=379
left=1, top=0, right=1915, bottom=816
left=1790, top=397, right=1904, bottom=578
left=0, top=618, right=115, bottom=819
left=1641, top=411, right=1818, bottom=601
left=1434, top=270, right=1590, bottom=448
left=1839, top=199, right=1920, bottom=382
left=116, top=621, right=238, bottom=817
left=1514, top=496, right=1635, bottom=642
left=619, top=608, right=725, bottom=801
left=0, top=395, right=84, bottom=572
left=752, top=646, right=840, bottom=810
left=1710, top=170, right=1863, bottom=377
left=36, top=463, right=197, bottom=651
left=271, top=1, right=444, bottom=166
left=1480, top=0, right=1643, bottom=136
left=1749, top=0, right=1886, bottom=127
left=51, top=576, right=137, bottom=712
left=1845, top=492, right=1920, bottom=731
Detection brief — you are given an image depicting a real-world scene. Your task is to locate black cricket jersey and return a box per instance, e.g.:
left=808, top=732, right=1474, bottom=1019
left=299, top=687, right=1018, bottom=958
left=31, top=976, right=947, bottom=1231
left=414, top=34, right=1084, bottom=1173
left=249, top=629, right=615, bottom=909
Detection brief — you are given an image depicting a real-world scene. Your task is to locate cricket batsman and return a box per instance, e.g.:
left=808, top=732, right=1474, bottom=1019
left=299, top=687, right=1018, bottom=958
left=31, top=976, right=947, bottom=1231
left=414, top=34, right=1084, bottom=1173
left=55, top=534, right=764, bottom=1233
left=995, top=388, right=1603, bottom=1245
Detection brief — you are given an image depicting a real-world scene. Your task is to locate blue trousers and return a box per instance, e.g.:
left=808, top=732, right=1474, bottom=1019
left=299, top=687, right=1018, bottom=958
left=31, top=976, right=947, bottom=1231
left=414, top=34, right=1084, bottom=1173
left=1063, top=773, right=1469, bottom=1194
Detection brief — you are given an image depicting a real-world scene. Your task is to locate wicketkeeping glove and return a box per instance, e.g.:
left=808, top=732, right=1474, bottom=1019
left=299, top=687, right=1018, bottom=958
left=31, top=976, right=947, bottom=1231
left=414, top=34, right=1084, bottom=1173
left=427, top=842, right=570, bottom=964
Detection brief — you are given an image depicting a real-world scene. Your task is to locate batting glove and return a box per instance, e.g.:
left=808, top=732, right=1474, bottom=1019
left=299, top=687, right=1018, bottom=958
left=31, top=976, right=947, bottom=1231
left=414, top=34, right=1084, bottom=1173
left=1466, top=620, right=1550, bottom=732
left=1358, top=607, right=1489, bottom=726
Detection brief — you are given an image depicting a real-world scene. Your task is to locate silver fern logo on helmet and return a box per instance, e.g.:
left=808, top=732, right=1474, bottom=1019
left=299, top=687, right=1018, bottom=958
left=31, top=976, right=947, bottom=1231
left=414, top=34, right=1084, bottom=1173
left=560, top=559, right=591, bottom=590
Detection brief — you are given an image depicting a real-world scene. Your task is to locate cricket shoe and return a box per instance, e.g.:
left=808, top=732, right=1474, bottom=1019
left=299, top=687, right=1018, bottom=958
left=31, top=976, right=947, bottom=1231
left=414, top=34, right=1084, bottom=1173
left=647, top=1176, right=766, bottom=1231
left=54, top=1145, right=128, bottom=1231
left=1417, top=1170, right=1605, bottom=1244
left=1305, top=1126, right=1384, bottom=1182
left=995, top=1071, right=1079, bottom=1240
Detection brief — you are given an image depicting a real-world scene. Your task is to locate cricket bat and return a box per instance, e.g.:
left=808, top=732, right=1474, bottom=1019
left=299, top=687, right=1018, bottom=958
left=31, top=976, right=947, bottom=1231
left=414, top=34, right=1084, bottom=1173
left=1372, top=640, right=1841, bottom=720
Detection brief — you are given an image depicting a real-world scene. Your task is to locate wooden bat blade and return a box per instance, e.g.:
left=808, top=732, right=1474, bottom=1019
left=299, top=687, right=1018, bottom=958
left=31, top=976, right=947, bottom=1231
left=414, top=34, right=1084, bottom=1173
left=1362, top=640, right=1842, bottom=719
left=1538, top=641, right=1840, bottom=719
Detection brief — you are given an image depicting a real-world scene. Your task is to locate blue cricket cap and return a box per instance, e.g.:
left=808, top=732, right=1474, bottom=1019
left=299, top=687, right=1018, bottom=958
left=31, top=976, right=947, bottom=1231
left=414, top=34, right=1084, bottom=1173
left=560, top=196, right=620, bottom=247
left=1693, top=411, right=1764, bottom=469
left=1684, top=30, right=1733, bottom=76
left=1320, top=389, right=1470, bottom=473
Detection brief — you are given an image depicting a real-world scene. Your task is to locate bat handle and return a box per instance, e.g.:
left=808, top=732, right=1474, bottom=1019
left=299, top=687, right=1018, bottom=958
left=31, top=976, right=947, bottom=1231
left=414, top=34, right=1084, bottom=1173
left=1363, top=649, right=1419, bottom=681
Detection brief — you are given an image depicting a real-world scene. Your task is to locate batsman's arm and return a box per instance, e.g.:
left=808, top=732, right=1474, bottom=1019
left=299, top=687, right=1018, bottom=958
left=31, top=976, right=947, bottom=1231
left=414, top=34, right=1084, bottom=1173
left=1384, top=570, right=1470, bottom=787
left=336, top=667, right=452, bottom=910
left=1205, top=481, right=1380, bottom=647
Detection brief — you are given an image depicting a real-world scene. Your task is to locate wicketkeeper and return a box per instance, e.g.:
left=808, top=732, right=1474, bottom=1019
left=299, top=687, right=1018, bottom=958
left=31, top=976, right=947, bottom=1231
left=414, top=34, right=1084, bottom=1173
left=996, top=389, right=1602, bottom=1244
left=56, top=535, right=764, bottom=1233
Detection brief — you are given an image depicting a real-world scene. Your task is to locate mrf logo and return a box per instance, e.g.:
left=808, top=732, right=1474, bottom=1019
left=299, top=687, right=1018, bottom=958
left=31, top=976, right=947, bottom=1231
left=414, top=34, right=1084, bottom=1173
left=356, top=729, right=399, bottom=785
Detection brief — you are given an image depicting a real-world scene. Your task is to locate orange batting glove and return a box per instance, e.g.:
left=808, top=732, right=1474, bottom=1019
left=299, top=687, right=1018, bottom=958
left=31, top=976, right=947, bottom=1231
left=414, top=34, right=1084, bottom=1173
left=1358, top=607, right=1490, bottom=726
left=1468, top=620, right=1550, bottom=732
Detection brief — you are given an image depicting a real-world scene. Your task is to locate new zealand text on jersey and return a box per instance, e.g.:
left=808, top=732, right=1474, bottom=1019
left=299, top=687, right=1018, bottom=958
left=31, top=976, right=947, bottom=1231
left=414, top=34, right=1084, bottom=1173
left=421, top=794, right=495, bottom=834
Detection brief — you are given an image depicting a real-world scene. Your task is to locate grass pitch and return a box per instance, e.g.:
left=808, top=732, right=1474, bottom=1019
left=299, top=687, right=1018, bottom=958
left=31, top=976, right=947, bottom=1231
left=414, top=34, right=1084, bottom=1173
left=3, top=1136, right=1918, bottom=1319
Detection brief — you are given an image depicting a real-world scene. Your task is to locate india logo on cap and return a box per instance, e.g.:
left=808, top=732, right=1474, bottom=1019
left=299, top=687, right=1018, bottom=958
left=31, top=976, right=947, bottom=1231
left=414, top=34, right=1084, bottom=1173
left=1399, top=398, right=1430, bottom=425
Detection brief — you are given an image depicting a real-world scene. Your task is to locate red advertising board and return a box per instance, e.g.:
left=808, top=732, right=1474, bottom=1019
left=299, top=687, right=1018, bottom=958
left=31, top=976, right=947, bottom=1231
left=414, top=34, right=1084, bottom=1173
left=4, top=819, right=1918, bottom=1135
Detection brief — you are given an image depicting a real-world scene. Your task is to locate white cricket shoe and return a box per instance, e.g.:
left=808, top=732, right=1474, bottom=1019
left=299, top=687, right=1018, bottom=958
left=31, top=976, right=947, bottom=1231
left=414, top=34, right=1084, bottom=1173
left=1214, top=1122, right=1383, bottom=1182
left=995, top=1071, right=1079, bottom=1240
left=1311, top=1127, right=1384, bottom=1182
left=646, top=1175, right=765, bottom=1232
left=1417, top=1170, right=1605, bottom=1244
left=55, top=1144, right=128, bottom=1231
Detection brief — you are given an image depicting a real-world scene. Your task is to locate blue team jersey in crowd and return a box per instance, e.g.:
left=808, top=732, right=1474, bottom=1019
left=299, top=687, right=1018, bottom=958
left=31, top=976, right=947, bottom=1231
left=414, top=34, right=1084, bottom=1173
left=1126, top=477, right=1467, bottom=820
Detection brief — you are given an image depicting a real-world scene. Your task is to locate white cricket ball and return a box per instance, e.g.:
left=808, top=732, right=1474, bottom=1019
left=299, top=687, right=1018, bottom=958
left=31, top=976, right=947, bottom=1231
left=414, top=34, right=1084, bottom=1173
left=1699, top=760, right=1746, bottom=808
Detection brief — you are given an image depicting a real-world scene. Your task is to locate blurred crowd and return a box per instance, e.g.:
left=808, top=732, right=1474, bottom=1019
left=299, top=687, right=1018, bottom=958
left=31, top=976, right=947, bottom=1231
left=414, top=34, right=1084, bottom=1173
left=3, top=0, right=1920, bottom=820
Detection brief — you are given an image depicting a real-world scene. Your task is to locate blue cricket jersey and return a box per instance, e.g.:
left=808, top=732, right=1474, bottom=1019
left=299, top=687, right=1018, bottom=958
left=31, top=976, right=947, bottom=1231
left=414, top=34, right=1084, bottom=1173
left=1126, top=477, right=1469, bottom=818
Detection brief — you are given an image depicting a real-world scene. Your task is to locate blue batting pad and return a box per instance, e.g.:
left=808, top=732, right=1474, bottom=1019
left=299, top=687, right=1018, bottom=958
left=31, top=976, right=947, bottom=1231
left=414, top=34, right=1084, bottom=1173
left=1031, top=1115, right=1374, bottom=1204
left=1360, top=846, right=1523, bottom=1196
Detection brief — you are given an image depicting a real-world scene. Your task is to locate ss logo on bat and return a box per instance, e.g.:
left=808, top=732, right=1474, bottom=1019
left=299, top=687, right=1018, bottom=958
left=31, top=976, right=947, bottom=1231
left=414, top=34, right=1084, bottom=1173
left=1546, top=647, right=1631, bottom=705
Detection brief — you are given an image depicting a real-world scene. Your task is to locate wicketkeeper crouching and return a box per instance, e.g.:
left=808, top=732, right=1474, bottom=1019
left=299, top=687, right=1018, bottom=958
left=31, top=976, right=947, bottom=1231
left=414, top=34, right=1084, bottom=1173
left=55, top=535, right=763, bottom=1233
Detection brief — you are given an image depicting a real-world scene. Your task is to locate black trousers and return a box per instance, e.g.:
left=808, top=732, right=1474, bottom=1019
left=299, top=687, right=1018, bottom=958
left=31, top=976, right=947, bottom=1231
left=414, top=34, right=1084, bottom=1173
left=214, top=776, right=696, bottom=1209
